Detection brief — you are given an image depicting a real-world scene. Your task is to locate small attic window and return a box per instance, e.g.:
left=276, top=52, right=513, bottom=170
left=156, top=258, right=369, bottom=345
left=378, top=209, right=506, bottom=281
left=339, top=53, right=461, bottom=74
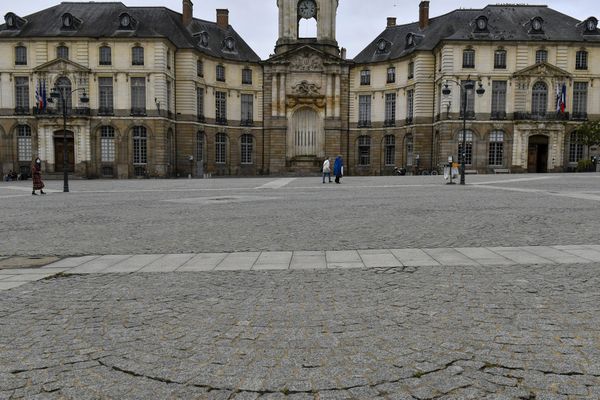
left=224, top=36, right=235, bottom=51
left=4, top=13, right=25, bottom=30
left=376, top=38, right=390, bottom=53
left=198, top=31, right=209, bottom=47
left=405, top=33, right=415, bottom=49
left=475, top=16, right=488, bottom=32
left=119, top=13, right=135, bottom=30
left=584, top=17, right=598, bottom=33
left=530, top=17, right=544, bottom=34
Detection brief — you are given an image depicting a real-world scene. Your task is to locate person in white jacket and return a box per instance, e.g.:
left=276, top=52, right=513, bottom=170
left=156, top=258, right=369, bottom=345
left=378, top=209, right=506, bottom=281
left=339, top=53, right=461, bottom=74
left=322, top=157, right=331, bottom=183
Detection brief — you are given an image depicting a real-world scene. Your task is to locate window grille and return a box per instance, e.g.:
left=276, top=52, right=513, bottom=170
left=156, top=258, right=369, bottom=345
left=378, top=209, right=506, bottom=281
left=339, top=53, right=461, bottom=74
left=100, top=126, right=115, bottom=162
left=17, top=125, right=32, bottom=161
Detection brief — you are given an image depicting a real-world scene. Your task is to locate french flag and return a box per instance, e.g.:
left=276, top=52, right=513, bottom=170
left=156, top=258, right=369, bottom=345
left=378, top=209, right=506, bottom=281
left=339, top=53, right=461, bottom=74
left=560, top=83, right=566, bottom=113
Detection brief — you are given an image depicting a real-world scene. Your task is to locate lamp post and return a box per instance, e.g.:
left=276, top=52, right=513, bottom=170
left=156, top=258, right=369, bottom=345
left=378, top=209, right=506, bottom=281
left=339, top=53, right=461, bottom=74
left=50, top=86, right=89, bottom=192
left=442, top=78, right=485, bottom=185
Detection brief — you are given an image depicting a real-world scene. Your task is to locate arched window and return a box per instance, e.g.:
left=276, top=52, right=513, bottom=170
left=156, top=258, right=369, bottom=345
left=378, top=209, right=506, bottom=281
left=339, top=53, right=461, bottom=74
left=17, top=125, right=32, bottom=161
left=215, top=133, right=227, bottom=164
left=196, top=131, right=205, bottom=162
left=15, top=45, right=27, bottom=65
left=57, top=45, right=69, bottom=59
left=100, top=126, right=115, bottom=162
left=458, top=130, right=474, bottom=165
left=384, top=135, right=395, bottom=166
left=569, top=132, right=584, bottom=163
left=132, top=46, right=144, bottom=66
left=241, top=134, right=253, bottom=164
left=99, top=46, right=111, bottom=65
left=358, top=135, right=371, bottom=166
left=488, top=130, right=504, bottom=166
left=531, top=81, right=548, bottom=116
left=132, top=126, right=147, bottom=165
left=55, top=76, right=72, bottom=114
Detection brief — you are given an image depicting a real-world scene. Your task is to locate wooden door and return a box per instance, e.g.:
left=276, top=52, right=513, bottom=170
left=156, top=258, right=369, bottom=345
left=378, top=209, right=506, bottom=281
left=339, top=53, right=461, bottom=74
left=527, top=145, right=537, bottom=173
left=54, top=138, right=75, bottom=172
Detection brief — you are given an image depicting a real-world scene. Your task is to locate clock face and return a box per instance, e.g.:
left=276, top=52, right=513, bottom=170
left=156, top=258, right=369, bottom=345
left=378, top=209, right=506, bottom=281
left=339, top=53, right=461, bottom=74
left=298, top=0, right=316, bottom=19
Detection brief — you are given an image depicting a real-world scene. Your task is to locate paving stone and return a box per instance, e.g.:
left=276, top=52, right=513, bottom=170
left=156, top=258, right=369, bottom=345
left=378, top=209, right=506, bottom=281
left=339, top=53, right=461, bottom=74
left=138, top=253, right=194, bottom=272
left=177, top=253, right=227, bottom=271
left=215, top=252, right=260, bottom=270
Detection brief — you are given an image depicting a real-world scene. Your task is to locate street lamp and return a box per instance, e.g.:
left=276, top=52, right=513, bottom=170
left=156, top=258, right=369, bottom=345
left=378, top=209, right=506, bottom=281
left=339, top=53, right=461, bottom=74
left=442, top=78, right=485, bottom=185
left=50, top=86, right=89, bottom=192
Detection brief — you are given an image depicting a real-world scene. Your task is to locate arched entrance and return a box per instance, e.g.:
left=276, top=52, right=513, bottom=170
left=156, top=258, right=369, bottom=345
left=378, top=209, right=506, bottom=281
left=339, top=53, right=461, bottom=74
left=290, top=107, right=322, bottom=158
left=54, top=131, right=75, bottom=172
left=528, top=134, right=548, bottom=173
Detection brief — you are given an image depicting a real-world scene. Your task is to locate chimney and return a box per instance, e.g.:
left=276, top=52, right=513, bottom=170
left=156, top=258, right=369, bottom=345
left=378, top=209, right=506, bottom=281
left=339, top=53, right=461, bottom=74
left=216, top=9, right=229, bottom=29
left=341, top=47, right=347, bottom=59
left=419, top=1, right=430, bottom=30
left=387, top=17, right=396, bottom=28
left=182, top=0, right=193, bottom=26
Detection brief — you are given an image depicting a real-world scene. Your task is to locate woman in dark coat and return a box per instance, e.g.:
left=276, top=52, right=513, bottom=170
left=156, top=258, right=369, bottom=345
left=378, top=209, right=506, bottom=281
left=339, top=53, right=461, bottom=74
left=31, top=157, right=45, bottom=195
left=333, top=155, right=343, bottom=184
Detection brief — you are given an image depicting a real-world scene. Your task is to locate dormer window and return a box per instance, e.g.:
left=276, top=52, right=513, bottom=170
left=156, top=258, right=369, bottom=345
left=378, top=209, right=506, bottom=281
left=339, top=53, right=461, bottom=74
left=405, top=33, right=415, bottom=48
left=198, top=31, right=209, bottom=47
left=475, top=16, right=488, bottom=32
left=376, top=38, right=390, bottom=53
left=584, top=17, right=598, bottom=33
left=118, top=13, right=136, bottom=30
left=530, top=17, right=544, bottom=33
left=4, top=13, right=25, bottom=30
left=224, top=36, right=235, bottom=51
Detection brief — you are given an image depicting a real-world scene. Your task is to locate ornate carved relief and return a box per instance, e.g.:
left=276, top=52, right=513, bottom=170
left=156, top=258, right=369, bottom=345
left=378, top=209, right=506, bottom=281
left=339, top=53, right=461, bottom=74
left=290, top=53, right=323, bottom=71
left=292, top=80, right=321, bottom=96
left=287, top=80, right=325, bottom=108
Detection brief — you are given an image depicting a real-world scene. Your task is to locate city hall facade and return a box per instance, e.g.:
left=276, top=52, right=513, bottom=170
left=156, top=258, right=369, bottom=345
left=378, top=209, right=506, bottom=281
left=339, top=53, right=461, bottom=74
left=0, top=1, right=599, bottom=178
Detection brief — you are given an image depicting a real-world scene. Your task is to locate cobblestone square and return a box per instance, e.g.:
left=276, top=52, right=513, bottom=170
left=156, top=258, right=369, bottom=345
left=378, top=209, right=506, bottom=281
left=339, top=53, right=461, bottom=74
left=1, top=174, right=600, bottom=399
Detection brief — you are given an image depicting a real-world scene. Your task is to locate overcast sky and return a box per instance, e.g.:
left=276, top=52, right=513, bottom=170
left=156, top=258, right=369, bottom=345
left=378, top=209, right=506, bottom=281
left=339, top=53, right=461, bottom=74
left=3, top=1, right=597, bottom=59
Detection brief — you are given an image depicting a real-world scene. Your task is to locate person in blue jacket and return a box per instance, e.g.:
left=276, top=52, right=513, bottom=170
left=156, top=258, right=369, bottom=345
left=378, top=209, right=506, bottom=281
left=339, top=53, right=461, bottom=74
left=333, top=155, right=343, bottom=184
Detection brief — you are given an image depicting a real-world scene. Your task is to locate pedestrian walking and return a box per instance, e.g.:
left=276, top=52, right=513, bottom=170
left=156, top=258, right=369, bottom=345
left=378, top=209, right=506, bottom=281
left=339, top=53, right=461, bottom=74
left=322, top=157, right=331, bottom=183
left=31, top=157, right=45, bottom=195
left=333, top=155, right=343, bottom=184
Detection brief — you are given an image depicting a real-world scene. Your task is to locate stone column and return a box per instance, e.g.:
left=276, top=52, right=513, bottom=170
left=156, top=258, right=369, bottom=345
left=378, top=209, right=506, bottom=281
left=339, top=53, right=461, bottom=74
left=334, top=74, right=341, bottom=118
left=279, top=74, right=286, bottom=117
left=272, top=74, right=278, bottom=117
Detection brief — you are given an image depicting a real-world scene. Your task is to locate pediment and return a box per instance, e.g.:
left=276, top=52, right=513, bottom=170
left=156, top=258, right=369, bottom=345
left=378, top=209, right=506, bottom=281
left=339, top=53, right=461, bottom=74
left=34, top=58, right=91, bottom=73
left=268, top=45, right=344, bottom=71
left=513, top=62, right=571, bottom=78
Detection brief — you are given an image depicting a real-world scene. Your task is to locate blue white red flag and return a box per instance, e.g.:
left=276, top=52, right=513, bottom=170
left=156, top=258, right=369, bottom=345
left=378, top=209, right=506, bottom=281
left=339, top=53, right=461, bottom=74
left=42, top=80, right=47, bottom=110
left=560, top=83, right=566, bottom=113
left=35, top=81, right=41, bottom=111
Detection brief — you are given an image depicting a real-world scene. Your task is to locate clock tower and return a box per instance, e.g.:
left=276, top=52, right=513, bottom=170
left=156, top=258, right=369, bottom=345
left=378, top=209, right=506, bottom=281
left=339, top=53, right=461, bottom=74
left=275, top=0, right=339, bottom=56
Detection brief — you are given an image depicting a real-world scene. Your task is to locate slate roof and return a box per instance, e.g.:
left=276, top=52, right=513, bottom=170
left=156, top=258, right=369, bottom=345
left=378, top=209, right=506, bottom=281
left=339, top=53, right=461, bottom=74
left=0, top=2, right=260, bottom=62
left=354, top=5, right=600, bottom=64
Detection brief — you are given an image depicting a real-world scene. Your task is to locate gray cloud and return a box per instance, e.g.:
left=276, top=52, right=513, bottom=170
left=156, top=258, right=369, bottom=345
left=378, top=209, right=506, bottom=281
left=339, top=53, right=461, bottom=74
left=2, top=0, right=596, bottom=59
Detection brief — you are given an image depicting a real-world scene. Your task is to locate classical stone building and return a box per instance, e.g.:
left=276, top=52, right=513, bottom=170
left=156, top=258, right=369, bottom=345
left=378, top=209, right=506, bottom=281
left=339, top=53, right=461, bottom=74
left=0, top=1, right=599, bottom=178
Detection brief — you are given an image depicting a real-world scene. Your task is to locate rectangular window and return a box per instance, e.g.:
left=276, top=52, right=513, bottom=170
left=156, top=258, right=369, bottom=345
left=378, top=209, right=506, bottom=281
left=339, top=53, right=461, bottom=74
left=98, top=77, right=113, bottom=115
left=215, top=134, right=226, bottom=164
left=197, top=87, right=204, bottom=120
left=387, top=67, right=395, bottom=83
left=166, top=80, right=172, bottom=112
left=406, top=137, right=413, bottom=166
left=99, top=46, right=111, bottom=65
left=241, top=135, right=253, bottom=164
left=360, top=70, right=370, bottom=85
left=458, top=131, right=473, bottom=165
left=216, top=65, right=226, bottom=82
left=100, top=127, right=115, bottom=163
left=384, top=135, right=395, bottom=166
left=132, top=47, right=144, bottom=65
left=215, top=91, right=227, bottom=124
left=15, top=46, right=27, bottom=65
left=572, top=82, right=588, bottom=119
left=166, top=49, right=171, bottom=69
left=197, top=60, right=204, bottom=77
left=488, top=131, right=504, bottom=166
left=463, top=50, right=475, bottom=68
left=408, top=62, right=414, bottom=79
left=406, top=89, right=414, bottom=123
left=535, top=50, right=547, bottom=64
left=57, top=46, right=69, bottom=60
left=17, top=126, right=32, bottom=161
left=460, top=81, right=475, bottom=118
left=385, top=93, right=396, bottom=126
left=491, top=81, right=507, bottom=119
left=494, top=50, right=506, bottom=69
left=196, top=132, right=204, bottom=162
left=569, top=133, right=584, bottom=163
left=242, top=68, right=252, bottom=84
left=15, top=77, right=29, bottom=113
left=130, top=77, right=146, bottom=115
left=358, top=95, right=371, bottom=126
left=241, top=94, right=253, bottom=125
left=576, top=51, right=588, bottom=70
left=358, top=136, right=371, bottom=166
